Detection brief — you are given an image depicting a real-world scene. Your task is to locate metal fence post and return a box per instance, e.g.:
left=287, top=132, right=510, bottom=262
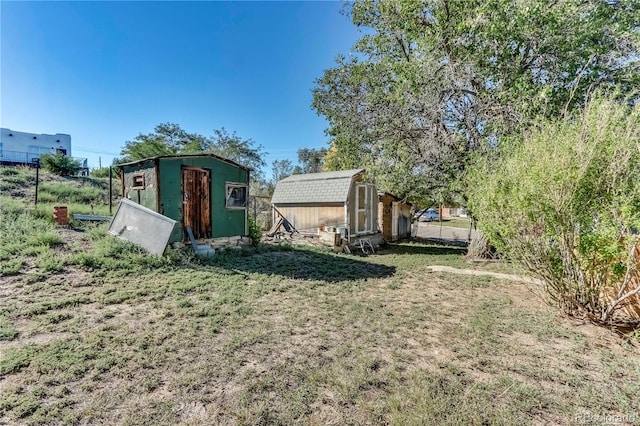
left=34, top=158, right=40, bottom=206
left=109, top=166, right=113, bottom=215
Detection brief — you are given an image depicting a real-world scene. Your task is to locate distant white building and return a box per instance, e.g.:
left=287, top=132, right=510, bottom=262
left=0, top=128, right=76, bottom=166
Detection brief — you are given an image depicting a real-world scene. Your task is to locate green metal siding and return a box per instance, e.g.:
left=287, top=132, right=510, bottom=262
left=158, top=157, right=248, bottom=242
left=121, top=161, right=158, bottom=212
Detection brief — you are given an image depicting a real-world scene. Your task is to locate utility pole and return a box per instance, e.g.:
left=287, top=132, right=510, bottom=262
left=109, top=166, right=113, bottom=215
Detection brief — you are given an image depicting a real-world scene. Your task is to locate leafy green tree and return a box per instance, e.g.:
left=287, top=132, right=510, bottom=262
left=467, top=96, right=640, bottom=326
left=206, top=128, right=266, bottom=182
left=297, top=147, right=328, bottom=173
left=313, top=0, right=640, bottom=203
left=118, top=123, right=266, bottom=181
left=40, top=153, right=82, bottom=176
left=90, top=167, right=112, bottom=178
left=119, top=123, right=203, bottom=161
left=247, top=216, right=262, bottom=246
left=271, top=159, right=294, bottom=183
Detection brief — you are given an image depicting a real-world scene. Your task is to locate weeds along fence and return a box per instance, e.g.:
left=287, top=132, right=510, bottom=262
left=0, top=165, right=121, bottom=216
left=0, top=150, right=88, bottom=171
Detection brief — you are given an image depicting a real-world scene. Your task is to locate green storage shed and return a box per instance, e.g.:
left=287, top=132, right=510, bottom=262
left=118, top=154, right=250, bottom=243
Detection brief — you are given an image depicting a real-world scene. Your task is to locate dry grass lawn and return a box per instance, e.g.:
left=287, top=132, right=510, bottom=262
left=1, top=228, right=640, bottom=425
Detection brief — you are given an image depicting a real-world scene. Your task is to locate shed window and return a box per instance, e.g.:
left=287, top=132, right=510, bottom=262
left=132, top=174, right=145, bottom=188
left=226, top=184, right=247, bottom=208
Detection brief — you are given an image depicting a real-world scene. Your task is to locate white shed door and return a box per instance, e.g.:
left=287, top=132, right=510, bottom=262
left=355, top=184, right=377, bottom=234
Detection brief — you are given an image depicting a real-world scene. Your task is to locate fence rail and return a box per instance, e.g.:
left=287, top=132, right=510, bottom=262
left=0, top=150, right=87, bottom=168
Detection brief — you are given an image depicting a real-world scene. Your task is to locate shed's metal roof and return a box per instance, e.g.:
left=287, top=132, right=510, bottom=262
left=271, top=169, right=365, bottom=204
left=116, top=153, right=250, bottom=171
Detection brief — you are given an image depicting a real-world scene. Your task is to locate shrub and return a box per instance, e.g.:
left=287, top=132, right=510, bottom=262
left=36, top=252, right=64, bottom=272
left=0, top=316, right=18, bottom=340
left=90, top=167, right=112, bottom=178
left=0, top=167, right=33, bottom=189
left=40, top=153, right=82, bottom=176
left=0, top=196, right=25, bottom=216
left=38, top=182, right=105, bottom=204
left=68, top=234, right=174, bottom=272
left=0, top=167, right=19, bottom=176
left=248, top=216, right=262, bottom=246
left=0, top=259, right=23, bottom=276
left=467, top=96, right=640, bottom=327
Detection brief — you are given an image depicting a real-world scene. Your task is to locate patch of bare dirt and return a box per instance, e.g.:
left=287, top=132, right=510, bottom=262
left=2, top=331, right=74, bottom=351
left=55, top=226, right=95, bottom=252
left=0, top=275, right=22, bottom=297
left=427, top=264, right=544, bottom=284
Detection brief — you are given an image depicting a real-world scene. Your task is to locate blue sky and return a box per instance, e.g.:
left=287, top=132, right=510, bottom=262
left=1, top=1, right=361, bottom=176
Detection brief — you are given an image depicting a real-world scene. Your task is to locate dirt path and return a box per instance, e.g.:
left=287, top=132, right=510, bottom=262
left=427, top=265, right=544, bottom=285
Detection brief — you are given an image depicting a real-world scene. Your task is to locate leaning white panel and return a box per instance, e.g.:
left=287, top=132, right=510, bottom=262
left=108, top=199, right=177, bottom=256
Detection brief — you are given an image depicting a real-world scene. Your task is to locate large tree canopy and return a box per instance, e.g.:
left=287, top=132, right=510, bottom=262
left=297, top=147, right=328, bottom=174
left=118, top=123, right=266, bottom=181
left=312, top=0, right=640, bottom=204
left=271, top=159, right=294, bottom=183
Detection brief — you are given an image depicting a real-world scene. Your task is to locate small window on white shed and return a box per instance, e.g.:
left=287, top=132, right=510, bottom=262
left=226, top=184, right=247, bottom=208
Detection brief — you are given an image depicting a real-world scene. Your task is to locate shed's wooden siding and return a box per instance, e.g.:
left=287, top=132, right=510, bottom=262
left=347, top=184, right=356, bottom=235
left=378, top=193, right=394, bottom=240
left=121, top=160, right=158, bottom=212
left=275, top=204, right=345, bottom=234
left=271, top=172, right=380, bottom=240
left=159, top=157, right=248, bottom=242
left=394, top=202, right=412, bottom=240
left=121, top=155, right=249, bottom=244
left=378, top=194, right=412, bottom=241
left=346, top=174, right=364, bottom=235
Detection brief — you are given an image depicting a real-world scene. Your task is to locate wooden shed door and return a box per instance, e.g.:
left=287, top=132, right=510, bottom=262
left=182, top=167, right=211, bottom=240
